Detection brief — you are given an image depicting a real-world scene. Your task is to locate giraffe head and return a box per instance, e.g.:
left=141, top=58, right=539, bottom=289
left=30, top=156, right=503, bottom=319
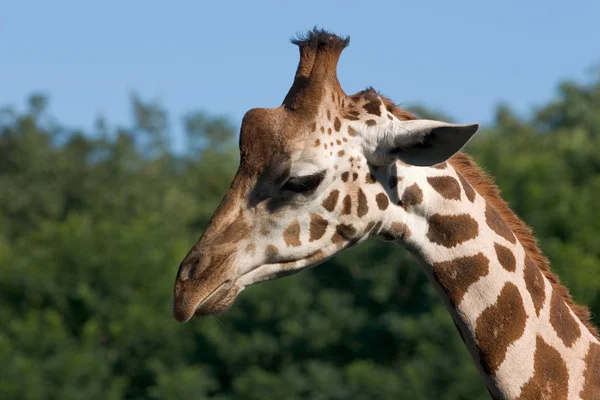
left=173, top=29, right=479, bottom=322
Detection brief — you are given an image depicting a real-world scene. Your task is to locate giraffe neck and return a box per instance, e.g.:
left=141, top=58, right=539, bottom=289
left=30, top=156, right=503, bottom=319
left=375, top=159, right=600, bottom=399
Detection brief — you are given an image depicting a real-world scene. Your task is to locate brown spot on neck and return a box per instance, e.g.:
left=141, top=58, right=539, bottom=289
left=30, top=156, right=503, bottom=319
left=456, top=172, right=476, bottom=202
left=494, top=243, right=516, bottom=272
left=550, top=288, right=581, bottom=347
left=426, top=214, right=479, bottom=247
left=523, top=256, right=545, bottom=317
left=485, top=203, right=516, bottom=244
left=580, top=342, right=600, bottom=399
left=518, top=336, right=568, bottom=400
left=334, top=117, right=341, bottom=131
left=432, top=253, right=490, bottom=306
left=427, top=176, right=462, bottom=200
left=475, top=282, right=527, bottom=374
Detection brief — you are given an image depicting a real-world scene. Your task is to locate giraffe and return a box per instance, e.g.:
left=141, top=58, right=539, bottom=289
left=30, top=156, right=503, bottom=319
left=172, top=29, right=600, bottom=399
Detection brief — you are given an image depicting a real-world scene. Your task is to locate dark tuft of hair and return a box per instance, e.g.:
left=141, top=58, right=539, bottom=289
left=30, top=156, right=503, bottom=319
left=291, top=27, right=350, bottom=50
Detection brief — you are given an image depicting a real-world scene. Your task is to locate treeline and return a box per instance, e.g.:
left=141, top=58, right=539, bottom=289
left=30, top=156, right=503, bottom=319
left=1, top=75, right=599, bottom=399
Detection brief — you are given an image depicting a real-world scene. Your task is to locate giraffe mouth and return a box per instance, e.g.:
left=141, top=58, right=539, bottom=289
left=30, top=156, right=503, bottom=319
left=236, top=249, right=328, bottom=287
left=175, top=250, right=329, bottom=322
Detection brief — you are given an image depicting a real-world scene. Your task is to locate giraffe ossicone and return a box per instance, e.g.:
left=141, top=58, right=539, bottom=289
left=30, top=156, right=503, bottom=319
left=173, top=28, right=599, bottom=399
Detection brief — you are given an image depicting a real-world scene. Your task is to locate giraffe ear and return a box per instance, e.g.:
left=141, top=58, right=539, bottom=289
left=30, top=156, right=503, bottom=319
left=373, top=119, right=479, bottom=166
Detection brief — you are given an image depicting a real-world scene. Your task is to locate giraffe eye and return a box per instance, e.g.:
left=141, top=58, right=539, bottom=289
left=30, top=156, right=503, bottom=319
left=282, top=171, right=325, bottom=194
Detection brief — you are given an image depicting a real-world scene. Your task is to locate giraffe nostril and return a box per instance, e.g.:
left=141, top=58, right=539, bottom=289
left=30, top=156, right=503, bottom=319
left=177, top=254, right=200, bottom=282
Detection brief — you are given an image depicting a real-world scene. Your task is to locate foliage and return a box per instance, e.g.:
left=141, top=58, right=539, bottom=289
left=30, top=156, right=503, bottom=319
left=1, top=73, right=599, bottom=399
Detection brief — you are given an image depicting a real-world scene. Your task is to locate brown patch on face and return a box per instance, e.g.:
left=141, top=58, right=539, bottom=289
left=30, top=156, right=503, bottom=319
left=334, top=117, right=341, bottom=131
left=518, top=336, right=569, bottom=400
left=427, top=176, right=462, bottom=200
left=388, top=175, right=401, bottom=189
left=456, top=172, right=476, bottom=202
left=433, top=162, right=447, bottom=169
left=331, top=223, right=357, bottom=244
left=338, top=150, right=345, bottom=157
left=357, top=189, right=368, bottom=217
left=375, top=193, right=389, bottom=210
left=485, top=203, right=516, bottom=244
left=524, top=256, right=545, bottom=317
left=432, top=253, right=490, bottom=305
left=352, top=172, right=358, bottom=181
left=580, top=342, right=600, bottom=399
left=348, top=126, right=358, bottom=136
left=363, top=97, right=382, bottom=116
left=322, top=190, right=340, bottom=212
left=341, top=195, right=352, bottom=215
left=341, top=171, right=349, bottom=182
left=265, top=245, right=278, bottom=260
left=475, top=282, right=527, bottom=374
left=365, top=119, right=377, bottom=126
left=309, top=214, right=328, bottom=242
left=380, top=222, right=411, bottom=241
left=220, top=214, right=251, bottom=244
left=550, top=288, right=581, bottom=348
left=283, top=220, right=301, bottom=247
left=365, top=173, right=376, bottom=184
left=494, top=243, right=516, bottom=272
left=245, top=243, right=256, bottom=255
left=400, top=183, right=423, bottom=207
left=427, top=214, right=479, bottom=247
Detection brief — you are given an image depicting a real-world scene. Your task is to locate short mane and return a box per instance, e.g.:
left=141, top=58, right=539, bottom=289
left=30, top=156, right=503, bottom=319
left=383, top=96, right=600, bottom=340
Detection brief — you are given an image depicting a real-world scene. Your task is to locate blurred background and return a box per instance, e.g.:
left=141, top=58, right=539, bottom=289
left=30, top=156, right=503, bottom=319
left=1, top=1, right=600, bottom=399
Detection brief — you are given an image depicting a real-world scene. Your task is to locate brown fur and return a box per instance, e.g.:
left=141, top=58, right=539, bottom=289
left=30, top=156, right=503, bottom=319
left=383, top=99, right=600, bottom=340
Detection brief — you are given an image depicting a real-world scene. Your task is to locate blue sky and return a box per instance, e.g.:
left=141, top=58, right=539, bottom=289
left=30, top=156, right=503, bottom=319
left=2, top=1, right=599, bottom=150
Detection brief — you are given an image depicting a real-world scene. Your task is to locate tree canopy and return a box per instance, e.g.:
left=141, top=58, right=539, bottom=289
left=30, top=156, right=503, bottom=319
left=1, top=72, right=599, bottom=399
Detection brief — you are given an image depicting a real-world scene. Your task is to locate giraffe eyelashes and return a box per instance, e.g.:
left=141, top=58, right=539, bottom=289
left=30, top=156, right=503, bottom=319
left=281, top=171, right=326, bottom=194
